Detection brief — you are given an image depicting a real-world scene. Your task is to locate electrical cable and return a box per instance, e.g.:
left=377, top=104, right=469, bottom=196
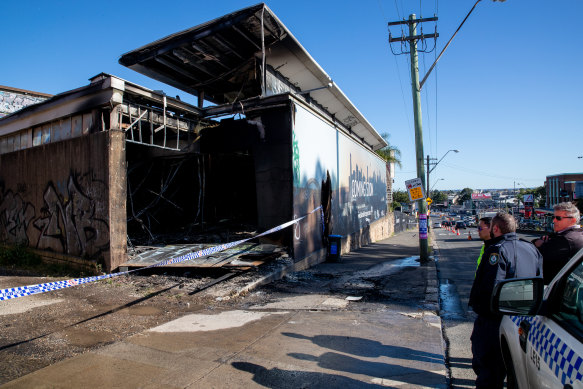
left=439, top=162, right=540, bottom=183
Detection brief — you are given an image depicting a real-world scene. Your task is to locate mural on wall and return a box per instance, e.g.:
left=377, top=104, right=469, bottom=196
left=337, top=140, right=387, bottom=234
left=0, top=172, right=109, bottom=260
left=292, top=103, right=387, bottom=258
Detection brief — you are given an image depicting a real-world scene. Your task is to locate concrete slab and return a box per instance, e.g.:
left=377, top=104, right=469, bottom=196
left=249, top=294, right=345, bottom=310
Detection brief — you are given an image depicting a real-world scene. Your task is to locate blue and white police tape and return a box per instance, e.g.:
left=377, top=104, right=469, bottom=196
left=0, top=206, right=323, bottom=301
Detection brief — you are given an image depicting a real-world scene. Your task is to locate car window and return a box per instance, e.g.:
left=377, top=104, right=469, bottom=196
left=553, top=260, right=583, bottom=342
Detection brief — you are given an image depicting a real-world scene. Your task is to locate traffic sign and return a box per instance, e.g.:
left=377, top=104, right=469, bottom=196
left=405, top=178, right=425, bottom=202
left=426, top=197, right=432, bottom=205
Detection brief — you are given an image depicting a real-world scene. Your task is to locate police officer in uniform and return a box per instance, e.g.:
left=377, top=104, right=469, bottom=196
left=469, top=212, right=543, bottom=388
left=475, top=216, right=493, bottom=276
left=533, top=202, right=583, bottom=284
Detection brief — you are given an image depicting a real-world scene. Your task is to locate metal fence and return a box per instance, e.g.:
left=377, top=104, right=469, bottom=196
left=394, top=211, right=417, bottom=234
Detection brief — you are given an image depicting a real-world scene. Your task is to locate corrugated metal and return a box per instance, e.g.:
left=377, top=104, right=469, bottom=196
left=118, top=3, right=386, bottom=150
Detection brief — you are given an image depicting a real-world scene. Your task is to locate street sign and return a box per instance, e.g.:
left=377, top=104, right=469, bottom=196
left=426, top=197, right=433, bottom=205
left=405, top=178, right=425, bottom=202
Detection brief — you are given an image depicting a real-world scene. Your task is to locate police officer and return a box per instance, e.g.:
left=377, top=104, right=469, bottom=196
left=469, top=212, right=543, bottom=388
left=475, top=216, right=493, bottom=276
left=533, top=202, right=583, bottom=284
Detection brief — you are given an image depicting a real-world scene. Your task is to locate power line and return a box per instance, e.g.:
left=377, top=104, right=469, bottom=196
left=440, top=162, right=543, bottom=182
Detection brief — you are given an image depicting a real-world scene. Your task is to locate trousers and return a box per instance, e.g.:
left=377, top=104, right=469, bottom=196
left=471, top=315, right=506, bottom=388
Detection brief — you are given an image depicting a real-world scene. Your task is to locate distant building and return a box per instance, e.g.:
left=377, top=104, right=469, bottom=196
left=0, top=85, right=52, bottom=118
left=545, top=173, right=583, bottom=207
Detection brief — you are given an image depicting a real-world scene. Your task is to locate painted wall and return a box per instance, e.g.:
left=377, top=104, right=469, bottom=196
left=0, top=90, right=48, bottom=118
left=292, top=103, right=387, bottom=258
left=0, top=132, right=111, bottom=266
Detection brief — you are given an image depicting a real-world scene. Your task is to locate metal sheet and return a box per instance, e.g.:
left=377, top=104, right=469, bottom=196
left=118, top=4, right=386, bottom=150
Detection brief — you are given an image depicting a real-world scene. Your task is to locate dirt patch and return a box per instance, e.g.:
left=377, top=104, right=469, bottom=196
left=0, top=271, right=247, bottom=385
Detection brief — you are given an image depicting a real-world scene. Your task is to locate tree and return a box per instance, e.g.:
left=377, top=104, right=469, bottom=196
left=375, top=133, right=402, bottom=168
left=430, top=190, right=447, bottom=204
left=534, top=186, right=546, bottom=208
left=375, top=133, right=402, bottom=211
left=391, top=190, right=410, bottom=212
left=393, top=190, right=409, bottom=204
left=457, top=188, right=473, bottom=205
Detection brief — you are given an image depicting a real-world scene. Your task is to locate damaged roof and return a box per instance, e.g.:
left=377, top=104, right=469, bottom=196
left=118, top=3, right=387, bottom=150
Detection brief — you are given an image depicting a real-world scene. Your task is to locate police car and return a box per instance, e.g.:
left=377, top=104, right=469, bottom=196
left=492, top=247, right=583, bottom=388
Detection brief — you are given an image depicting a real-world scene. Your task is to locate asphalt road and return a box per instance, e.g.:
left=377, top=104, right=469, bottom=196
left=432, top=223, right=541, bottom=388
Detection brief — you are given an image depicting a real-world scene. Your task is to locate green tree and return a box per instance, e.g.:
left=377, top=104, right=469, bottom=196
left=430, top=190, right=447, bottom=204
left=375, top=133, right=402, bottom=211
left=393, top=190, right=410, bottom=204
left=457, top=188, right=473, bottom=205
left=534, top=186, right=546, bottom=208
left=375, top=133, right=402, bottom=168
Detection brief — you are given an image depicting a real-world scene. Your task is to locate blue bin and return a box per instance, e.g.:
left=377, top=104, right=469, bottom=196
left=328, top=235, right=342, bottom=262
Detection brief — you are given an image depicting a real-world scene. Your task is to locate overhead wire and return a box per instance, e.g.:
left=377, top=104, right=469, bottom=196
left=439, top=162, right=541, bottom=183
left=382, top=0, right=415, bottom=152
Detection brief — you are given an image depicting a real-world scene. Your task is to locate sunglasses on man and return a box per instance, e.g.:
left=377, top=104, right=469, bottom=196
left=553, top=215, right=574, bottom=221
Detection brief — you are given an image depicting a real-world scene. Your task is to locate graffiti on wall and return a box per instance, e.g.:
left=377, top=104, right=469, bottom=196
left=0, top=173, right=109, bottom=259
left=0, top=190, right=36, bottom=245
left=0, top=90, right=49, bottom=118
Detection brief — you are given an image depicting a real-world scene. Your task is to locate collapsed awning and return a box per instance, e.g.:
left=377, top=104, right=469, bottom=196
left=118, top=3, right=386, bottom=150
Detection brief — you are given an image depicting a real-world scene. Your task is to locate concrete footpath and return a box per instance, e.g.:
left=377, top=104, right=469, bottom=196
left=2, top=230, right=447, bottom=388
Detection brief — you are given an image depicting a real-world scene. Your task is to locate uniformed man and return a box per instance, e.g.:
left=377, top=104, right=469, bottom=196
left=468, top=212, right=543, bottom=388
left=475, top=216, right=492, bottom=276
left=533, top=202, right=583, bottom=284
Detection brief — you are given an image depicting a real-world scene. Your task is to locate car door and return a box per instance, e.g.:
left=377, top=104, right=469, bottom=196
left=524, top=259, right=583, bottom=388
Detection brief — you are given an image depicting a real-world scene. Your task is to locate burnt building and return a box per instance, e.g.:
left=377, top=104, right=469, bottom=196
left=0, top=4, right=393, bottom=272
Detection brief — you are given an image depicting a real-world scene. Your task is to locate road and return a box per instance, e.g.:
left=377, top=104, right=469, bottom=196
left=432, top=223, right=541, bottom=388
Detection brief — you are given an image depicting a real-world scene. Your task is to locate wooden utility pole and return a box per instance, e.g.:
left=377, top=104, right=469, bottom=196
left=389, top=15, right=437, bottom=262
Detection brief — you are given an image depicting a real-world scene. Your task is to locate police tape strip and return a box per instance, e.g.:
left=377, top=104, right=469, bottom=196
left=0, top=206, right=323, bottom=302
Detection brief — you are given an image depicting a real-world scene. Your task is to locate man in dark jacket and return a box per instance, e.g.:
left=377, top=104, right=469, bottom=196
left=533, top=202, right=583, bottom=284
left=475, top=216, right=493, bottom=276
left=469, top=212, right=543, bottom=388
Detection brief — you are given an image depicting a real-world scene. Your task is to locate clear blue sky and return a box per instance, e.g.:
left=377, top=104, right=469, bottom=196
left=3, top=1, right=582, bottom=192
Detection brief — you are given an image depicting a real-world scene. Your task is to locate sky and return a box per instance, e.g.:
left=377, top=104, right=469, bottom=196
left=2, top=0, right=582, bottom=192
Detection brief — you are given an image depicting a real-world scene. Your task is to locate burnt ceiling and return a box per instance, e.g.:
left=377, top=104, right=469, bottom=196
left=119, top=3, right=387, bottom=150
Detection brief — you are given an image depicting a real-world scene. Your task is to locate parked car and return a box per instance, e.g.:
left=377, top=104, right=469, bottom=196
left=492, top=247, right=583, bottom=388
left=432, top=221, right=442, bottom=228
left=455, top=221, right=466, bottom=230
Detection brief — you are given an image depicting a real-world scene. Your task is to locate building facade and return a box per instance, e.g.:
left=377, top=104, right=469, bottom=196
left=545, top=173, right=583, bottom=207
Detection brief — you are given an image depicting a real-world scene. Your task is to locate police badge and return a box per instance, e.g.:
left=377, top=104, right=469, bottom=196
left=489, top=253, right=500, bottom=265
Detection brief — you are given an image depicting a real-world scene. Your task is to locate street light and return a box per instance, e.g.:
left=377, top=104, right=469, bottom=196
left=513, top=181, right=523, bottom=216
left=430, top=178, right=444, bottom=193
left=426, top=149, right=459, bottom=196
